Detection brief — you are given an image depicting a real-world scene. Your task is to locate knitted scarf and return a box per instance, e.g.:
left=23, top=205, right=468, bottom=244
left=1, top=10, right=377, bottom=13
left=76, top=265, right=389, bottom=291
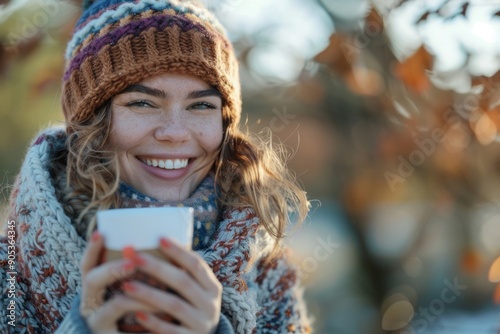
left=0, top=127, right=311, bottom=333
left=118, top=176, right=220, bottom=251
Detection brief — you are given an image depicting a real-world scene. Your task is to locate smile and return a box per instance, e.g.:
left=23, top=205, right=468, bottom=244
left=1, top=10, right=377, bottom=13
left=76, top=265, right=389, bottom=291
left=141, top=158, right=189, bottom=170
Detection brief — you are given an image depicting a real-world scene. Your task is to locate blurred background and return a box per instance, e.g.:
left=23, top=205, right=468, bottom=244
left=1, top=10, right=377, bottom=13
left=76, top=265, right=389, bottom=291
left=1, top=0, right=500, bottom=332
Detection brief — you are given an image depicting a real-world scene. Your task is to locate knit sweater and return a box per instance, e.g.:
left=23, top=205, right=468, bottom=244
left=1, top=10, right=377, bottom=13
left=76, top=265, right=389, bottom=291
left=0, top=127, right=312, bottom=333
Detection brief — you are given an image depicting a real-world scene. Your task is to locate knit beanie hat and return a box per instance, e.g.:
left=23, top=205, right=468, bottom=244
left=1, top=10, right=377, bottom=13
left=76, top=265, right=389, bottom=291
left=62, top=0, right=241, bottom=132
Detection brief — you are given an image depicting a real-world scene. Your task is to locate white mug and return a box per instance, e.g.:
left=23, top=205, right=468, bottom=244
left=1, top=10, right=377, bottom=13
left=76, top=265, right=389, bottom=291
left=96, top=207, right=194, bottom=333
left=97, top=206, right=194, bottom=250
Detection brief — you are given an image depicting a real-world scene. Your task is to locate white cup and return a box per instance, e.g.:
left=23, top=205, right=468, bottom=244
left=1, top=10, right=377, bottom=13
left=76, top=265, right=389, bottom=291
left=97, top=207, right=194, bottom=260
left=97, top=207, right=193, bottom=332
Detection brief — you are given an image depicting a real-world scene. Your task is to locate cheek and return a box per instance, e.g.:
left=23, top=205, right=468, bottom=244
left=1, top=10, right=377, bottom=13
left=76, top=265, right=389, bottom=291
left=108, top=113, right=141, bottom=151
left=200, top=119, right=223, bottom=152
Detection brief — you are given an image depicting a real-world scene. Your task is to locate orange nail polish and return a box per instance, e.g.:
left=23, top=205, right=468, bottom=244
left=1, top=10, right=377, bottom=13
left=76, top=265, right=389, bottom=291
left=160, top=238, right=171, bottom=249
left=91, top=231, right=100, bottom=242
left=123, top=246, right=136, bottom=259
left=122, top=281, right=136, bottom=292
left=135, top=311, right=148, bottom=321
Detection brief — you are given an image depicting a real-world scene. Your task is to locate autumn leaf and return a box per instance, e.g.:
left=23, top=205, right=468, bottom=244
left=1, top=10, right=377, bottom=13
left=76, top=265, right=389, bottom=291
left=471, top=72, right=500, bottom=111
left=314, top=33, right=354, bottom=76
left=460, top=248, right=481, bottom=274
left=485, top=106, right=500, bottom=129
left=473, top=111, right=497, bottom=145
left=494, top=284, right=500, bottom=304
left=365, top=7, right=384, bottom=32
left=488, top=257, right=500, bottom=282
left=393, top=46, right=433, bottom=93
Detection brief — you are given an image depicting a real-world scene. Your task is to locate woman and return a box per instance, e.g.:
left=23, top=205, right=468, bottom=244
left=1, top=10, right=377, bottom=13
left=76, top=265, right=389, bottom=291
left=0, top=0, right=311, bottom=333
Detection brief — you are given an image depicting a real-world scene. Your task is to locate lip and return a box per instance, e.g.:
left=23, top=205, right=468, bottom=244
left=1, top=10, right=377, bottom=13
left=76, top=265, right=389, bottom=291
left=136, top=156, right=193, bottom=181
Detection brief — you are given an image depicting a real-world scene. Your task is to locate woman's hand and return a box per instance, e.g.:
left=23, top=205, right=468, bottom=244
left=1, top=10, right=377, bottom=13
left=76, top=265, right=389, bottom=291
left=121, top=238, right=223, bottom=334
left=79, top=232, right=156, bottom=334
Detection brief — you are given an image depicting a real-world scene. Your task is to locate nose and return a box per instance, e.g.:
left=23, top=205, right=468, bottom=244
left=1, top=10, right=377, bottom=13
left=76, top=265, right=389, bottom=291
left=154, top=109, right=191, bottom=143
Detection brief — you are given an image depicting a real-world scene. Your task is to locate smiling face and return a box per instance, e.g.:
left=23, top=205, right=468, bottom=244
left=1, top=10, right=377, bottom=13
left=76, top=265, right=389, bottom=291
left=108, top=73, right=223, bottom=201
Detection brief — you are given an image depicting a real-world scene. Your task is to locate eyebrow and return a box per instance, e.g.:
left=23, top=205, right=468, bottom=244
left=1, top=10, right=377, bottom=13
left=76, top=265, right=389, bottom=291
left=121, top=84, right=166, bottom=98
left=187, top=88, right=222, bottom=99
left=120, top=84, right=222, bottom=100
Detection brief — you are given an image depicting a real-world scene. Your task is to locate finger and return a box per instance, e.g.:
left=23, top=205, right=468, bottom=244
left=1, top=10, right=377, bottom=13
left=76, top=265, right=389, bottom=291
left=159, top=237, right=222, bottom=294
left=86, top=294, right=157, bottom=330
left=131, top=252, right=208, bottom=309
left=80, top=231, right=104, bottom=276
left=135, top=312, right=189, bottom=334
left=82, top=259, right=136, bottom=304
left=122, top=281, right=202, bottom=327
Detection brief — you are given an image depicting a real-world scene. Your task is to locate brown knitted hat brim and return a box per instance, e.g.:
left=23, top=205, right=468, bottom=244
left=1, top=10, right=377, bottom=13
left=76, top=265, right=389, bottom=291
left=63, top=14, right=240, bottom=130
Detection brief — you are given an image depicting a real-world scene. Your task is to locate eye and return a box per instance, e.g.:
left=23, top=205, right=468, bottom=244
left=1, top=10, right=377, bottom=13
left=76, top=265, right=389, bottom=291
left=189, top=101, right=217, bottom=110
left=126, top=100, right=156, bottom=108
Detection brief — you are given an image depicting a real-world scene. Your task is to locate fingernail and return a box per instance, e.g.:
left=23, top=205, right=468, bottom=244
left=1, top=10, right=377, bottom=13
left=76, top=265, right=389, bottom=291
left=135, top=311, right=148, bottom=321
left=122, top=281, right=136, bottom=292
left=121, top=261, right=135, bottom=271
left=123, top=246, right=136, bottom=259
left=91, top=231, right=100, bottom=242
left=160, top=238, right=171, bottom=249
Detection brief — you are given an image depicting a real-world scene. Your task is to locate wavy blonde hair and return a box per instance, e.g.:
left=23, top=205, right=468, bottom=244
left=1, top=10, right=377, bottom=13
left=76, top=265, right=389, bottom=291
left=64, top=97, right=309, bottom=254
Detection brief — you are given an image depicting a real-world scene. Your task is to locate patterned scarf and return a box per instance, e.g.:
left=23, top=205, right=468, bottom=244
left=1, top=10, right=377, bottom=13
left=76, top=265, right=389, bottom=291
left=118, top=175, right=220, bottom=250
left=0, top=127, right=311, bottom=333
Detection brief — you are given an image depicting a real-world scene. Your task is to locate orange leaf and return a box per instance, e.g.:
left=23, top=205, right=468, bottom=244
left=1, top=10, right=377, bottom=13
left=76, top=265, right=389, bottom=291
left=460, top=249, right=481, bottom=274
left=473, top=111, right=497, bottom=145
left=471, top=74, right=500, bottom=110
left=314, top=33, right=354, bottom=75
left=487, top=106, right=500, bottom=129
left=488, top=257, right=500, bottom=283
left=393, top=46, right=433, bottom=93
left=494, top=284, right=500, bottom=304
left=365, top=7, right=384, bottom=32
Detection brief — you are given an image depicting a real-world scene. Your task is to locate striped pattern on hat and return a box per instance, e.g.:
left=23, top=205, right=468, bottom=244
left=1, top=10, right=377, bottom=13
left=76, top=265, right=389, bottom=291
left=62, top=0, right=241, bottom=130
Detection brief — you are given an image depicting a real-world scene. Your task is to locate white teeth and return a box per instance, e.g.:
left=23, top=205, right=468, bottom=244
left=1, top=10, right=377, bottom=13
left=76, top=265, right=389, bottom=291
left=143, top=158, right=188, bottom=170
